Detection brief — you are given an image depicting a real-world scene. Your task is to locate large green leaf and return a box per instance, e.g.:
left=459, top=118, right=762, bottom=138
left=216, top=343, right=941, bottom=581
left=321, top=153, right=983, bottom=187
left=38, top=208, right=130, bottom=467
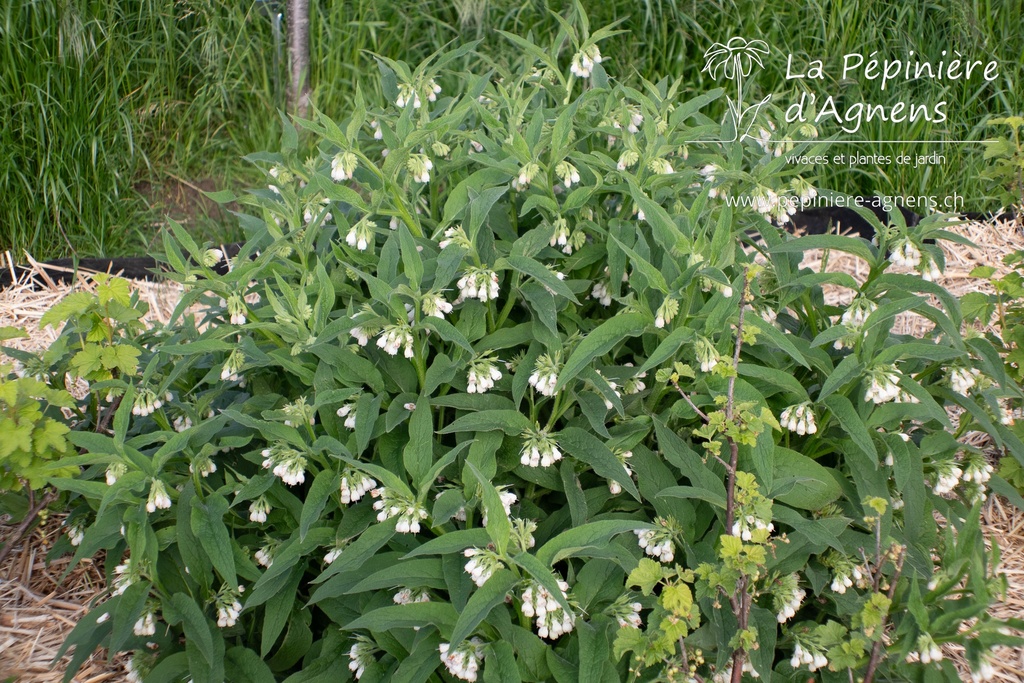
left=555, top=313, right=648, bottom=392
left=449, top=569, right=518, bottom=646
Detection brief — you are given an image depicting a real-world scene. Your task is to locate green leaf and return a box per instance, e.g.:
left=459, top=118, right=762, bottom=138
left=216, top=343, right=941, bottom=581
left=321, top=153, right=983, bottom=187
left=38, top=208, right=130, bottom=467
left=577, top=618, right=611, bottom=683
left=398, top=225, right=423, bottom=289
left=190, top=494, right=237, bottom=590
left=627, top=558, right=664, bottom=596
left=772, top=233, right=878, bottom=263
left=484, top=641, right=522, bottom=683
left=299, top=470, right=340, bottom=542
left=343, top=602, right=459, bottom=632
left=401, top=528, right=492, bottom=559
left=344, top=558, right=443, bottom=594
left=819, top=354, right=864, bottom=400
left=420, top=316, right=474, bottom=353
left=404, top=398, right=434, bottom=484
left=823, top=394, right=877, bottom=465
left=438, top=410, right=532, bottom=435
left=608, top=235, right=668, bottom=293
left=169, top=592, right=215, bottom=666
left=536, top=520, right=648, bottom=565
left=746, top=315, right=809, bottom=368
left=556, top=313, right=648, bottom=391
left=636, top=326, right=694, bottom=374
left=467, top=461, right=511, bottom=555
left=225, top=647, right=277, bottom=683
left=500, top=255, right=579, bottom=303
left=770, top=447, right=843, bottom=510
left=449, top=569, right=518, bottom=646
left=558, top=427, right=640, bottom=500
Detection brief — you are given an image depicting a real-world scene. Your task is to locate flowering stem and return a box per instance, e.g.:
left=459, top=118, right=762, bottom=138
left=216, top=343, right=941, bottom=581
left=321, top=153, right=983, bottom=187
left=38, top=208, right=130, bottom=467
left=493, top=273, right=521, bottom=330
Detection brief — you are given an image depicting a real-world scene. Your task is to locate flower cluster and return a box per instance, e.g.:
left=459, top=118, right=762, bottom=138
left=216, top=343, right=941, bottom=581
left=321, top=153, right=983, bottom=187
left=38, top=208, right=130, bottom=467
left=407, top=153, right=434, bottom=183
left=421, top=292, right=453, bottom=319
left=731, top=514, right=774, bottom=543
left=617, top=149, right=639, bottom=171
left=949, top=366, right=982, bottom=394
left=790, top=642, right=828, bottom=672
left=555, top=162, right=580, bottom=189
left=590, top=279, right=612, bottom=306
left=695, top=336, right=719, bottom=373
left=825, top=552, right=866, bottom=594
left=438, top=224, right=470, bottom=250
left=133, top=606, right=157, bottom=637
left=519, top=426, right=562, bottom=468
left=438, top=638, right=484, bottom=681
left=254, top=542, right=275, bottom=568
left=132, top=389, right=170, bottom=417
left=324, top=544, right=345, bottom=564
left=510, top=517, right=538, bottom=552
left=456, top=267, right=500, bottom=303
left=931, top=458, right=964, bottom=496
left=282, top=396, right=315, bottom=427
left=371, top=487, right=428, bottom=533
left=463, top=547, right=505, bottom=587
left=215, top=585, right=244, bottom=628
left=221, top=348, right=245, bottom=382
left=528, top=353, right=561, bottom=397
left=105, top=461, right=127, bottom=486
left=906, top=633, right=943, bottom=665
left=261, top=445, right=307, bottom=486
left=64, top=518, right=85, bottom=546
left=393, top=588, right=431, bottom=605
left=340, top=469, right=377, bottom=504
left=655, top=297, right=679, bottom=328
left=112, top=558, right=140, bottom=596
left=834, top=306, right=873, bottom=350
left=512, top=162, right=539, bottom=191
left=569, top=44, right=603, bottom=79
left=189, top=452, right=216, bottom=478
left=773, top=573, right=806, bottom=623
left=226, top=294, right=247, bottom=325
left=331, top=151, right=358, bottom=181
left=376, top=321, right=415, bottom=358
left=248, top=496, right=271, bottom=523
left=611, top=598, right=644, bottom=629
left=348, top=636, right=377, bottom=680
left=336, top=399, right=358, bottom=429
left=889, top=238, right=922, bottom=268
left=864, top=364, right=903, bottom=404
left=146, top=479, right=172, bottom=513
left=779, top=403, right=817, bottom=435
left=467, top=356, right=502, bottom=393
left=608, top=450, right=633, bottom=495
left=345, top=220, right=375, bottom=252
left=521, top=579, right=576, bottom=639
left=635, top=525, right=675, bottom=563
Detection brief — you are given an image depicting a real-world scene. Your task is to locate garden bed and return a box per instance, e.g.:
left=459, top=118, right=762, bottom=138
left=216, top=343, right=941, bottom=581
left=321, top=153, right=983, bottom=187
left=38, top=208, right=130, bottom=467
left=1, top=215, right=1022, bottom=682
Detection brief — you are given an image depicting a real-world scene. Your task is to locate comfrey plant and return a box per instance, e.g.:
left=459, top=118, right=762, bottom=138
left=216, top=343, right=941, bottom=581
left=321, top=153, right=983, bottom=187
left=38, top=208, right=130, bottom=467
left=39, top=6, right=1023, bottom=682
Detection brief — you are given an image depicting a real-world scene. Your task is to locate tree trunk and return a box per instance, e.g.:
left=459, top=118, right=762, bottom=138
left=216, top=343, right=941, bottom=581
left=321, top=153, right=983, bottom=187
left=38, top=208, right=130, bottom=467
left=287, top=0, right=311, bottom=118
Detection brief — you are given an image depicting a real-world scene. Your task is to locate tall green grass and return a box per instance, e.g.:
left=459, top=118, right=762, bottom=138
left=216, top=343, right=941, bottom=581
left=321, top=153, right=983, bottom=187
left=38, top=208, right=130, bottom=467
left=2, top=0, right=1021, bottom=261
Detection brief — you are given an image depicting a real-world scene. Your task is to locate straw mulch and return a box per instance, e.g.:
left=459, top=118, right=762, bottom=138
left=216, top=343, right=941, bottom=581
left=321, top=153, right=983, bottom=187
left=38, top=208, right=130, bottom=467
left=2, top=219, right=1024, bottom=682
left=0, top=515, right=127, bottom=682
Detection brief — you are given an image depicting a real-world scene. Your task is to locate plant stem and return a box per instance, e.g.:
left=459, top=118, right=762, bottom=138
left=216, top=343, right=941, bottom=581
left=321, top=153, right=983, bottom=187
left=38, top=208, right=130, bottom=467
left=0, top=488, right=58, bottom=569
left=863, top=550, right=906, bottom=683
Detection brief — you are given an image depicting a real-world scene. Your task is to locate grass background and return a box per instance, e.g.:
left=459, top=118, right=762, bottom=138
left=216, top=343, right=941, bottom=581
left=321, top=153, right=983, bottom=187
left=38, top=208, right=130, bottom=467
left=2, top=0, right=1021, bottom=260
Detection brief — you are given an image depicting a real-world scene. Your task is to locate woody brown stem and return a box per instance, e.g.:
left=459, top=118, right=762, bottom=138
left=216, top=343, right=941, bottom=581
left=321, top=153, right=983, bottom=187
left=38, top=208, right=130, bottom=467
left=863, top=550, right=906, bottom=683
left=0, top=488, right=58, bottom=569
